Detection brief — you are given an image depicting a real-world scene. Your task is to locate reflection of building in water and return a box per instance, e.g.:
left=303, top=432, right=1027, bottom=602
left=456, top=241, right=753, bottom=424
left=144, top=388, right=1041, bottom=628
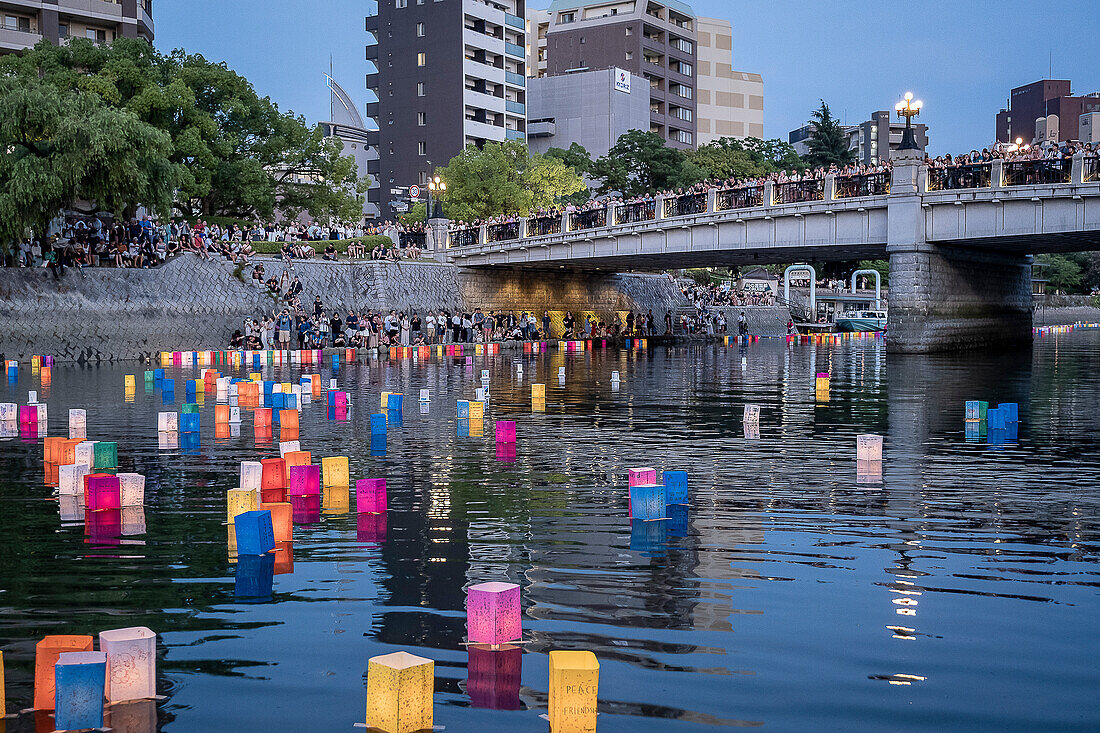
left=689, top=515, right=764, bottom=633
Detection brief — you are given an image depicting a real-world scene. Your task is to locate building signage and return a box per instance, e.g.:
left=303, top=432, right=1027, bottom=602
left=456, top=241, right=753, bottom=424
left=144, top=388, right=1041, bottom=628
left=614, top=68, right=630, bottom=94
left=391, top=201, right=410, bottom=213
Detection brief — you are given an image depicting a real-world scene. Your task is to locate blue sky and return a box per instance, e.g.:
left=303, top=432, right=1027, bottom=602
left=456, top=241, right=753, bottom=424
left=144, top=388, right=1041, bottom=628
left=157, top=0, right=1099, bottom=155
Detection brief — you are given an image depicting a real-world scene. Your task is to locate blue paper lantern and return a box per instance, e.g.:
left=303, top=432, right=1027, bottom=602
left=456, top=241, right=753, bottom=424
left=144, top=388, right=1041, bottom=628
left=370, top=413, right=387, bottom=434
left=180, top=413, right=200, bottom=433
left=386, top=393, right=403, bottom=411
left=370, top=434, right=387, bottom=457
left=54, top=651, right=107, bottom=731
left=987, top=407, right=1007, bottom=430
left=331, top=354, right=340, bottom=369
left=630, top=484, right=667, bottom=522
left=1000, top=402, right=1019, bottom=423
left=234, top=510, right=275, bottom=555
left=457, top=419, right=470, bottom=438
left=663, top=470, right=688, bottom=505
left=457, top=400, right=470, bottom=419
left=965, top=401, right=981, bottom=421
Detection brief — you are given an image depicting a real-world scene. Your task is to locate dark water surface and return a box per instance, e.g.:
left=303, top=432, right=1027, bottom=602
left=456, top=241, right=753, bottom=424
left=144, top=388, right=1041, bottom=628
left=1, top=334, right=1099, bottom=732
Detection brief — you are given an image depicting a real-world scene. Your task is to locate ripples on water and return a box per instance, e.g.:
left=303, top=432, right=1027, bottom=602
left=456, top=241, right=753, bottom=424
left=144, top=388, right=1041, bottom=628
left=0, top=333, right=1098, bottom=731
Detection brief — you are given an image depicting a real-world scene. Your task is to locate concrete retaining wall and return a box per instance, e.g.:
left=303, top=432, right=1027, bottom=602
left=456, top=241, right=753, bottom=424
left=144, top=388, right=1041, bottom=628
left=0, top=256, right=788, bottom=363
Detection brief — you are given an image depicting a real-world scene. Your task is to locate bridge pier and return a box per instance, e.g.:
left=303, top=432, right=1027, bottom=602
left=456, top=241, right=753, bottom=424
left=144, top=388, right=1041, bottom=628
left=886, top=245, right=1033, bottom=353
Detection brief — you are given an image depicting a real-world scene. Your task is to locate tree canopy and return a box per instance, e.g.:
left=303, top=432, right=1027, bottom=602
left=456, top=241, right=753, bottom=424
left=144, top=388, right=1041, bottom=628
left=588, top=130, right=705, bottom=196
left=436, top=139, right=585, bottom=222
left=0, top=38, right=367, bottom=224
left=804, top=101, right=856, bottom=168
left=0, top=77, right=174, bottom=246
left=686, top=137, right=805, bottom=180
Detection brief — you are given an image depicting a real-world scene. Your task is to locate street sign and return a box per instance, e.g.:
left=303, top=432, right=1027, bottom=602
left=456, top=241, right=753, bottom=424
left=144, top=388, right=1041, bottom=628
left=409, top=185, right=421, bottom=198
left=391, top=201, right=410, bottom=213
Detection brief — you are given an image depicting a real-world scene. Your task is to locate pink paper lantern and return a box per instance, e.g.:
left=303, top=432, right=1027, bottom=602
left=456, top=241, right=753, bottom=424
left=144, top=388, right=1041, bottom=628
left=357, top=512, right=387, bottom=543
left=467, top=582, right=522, bottom=645
left=335, top=391, right=348, bottom=407
left=356, top=478, right=388, bottom=514
left=494, top=421, right=516, bottom=444
left=85, top=475, right=122, bottom=511
left=628, top=467, right=657, bottom=486
left=287, top=464, right=321, bottom=496
left=19, top=405, right=38, bottom=424
left=495, top=443, right=517, bottom=463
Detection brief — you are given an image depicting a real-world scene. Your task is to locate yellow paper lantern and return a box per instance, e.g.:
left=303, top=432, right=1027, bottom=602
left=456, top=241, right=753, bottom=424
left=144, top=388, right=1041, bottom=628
left=549, top=650, right=599, bottom=732
left=322, top=456, right=350, bottom=487
left=469, top=400, right=484, bottom=420
left=227, top=488, right=259, bottom=524
left=366, top=651, right=434, bottom=733
left=532, top=384, right=546, bottom=399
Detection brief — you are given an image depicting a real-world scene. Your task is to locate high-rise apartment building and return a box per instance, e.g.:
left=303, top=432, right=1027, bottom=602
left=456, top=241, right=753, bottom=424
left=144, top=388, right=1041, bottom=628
left=788, top=110, right=928, bottom=164
left=995, top=79, right=1100, bottom=145
left=694, top=17, right=762, bottom=143
left=366, top=0, right=528, bottom=220
left=0, top=0, right=153, bottom=54
left=540, top=0, right=698, bottom=149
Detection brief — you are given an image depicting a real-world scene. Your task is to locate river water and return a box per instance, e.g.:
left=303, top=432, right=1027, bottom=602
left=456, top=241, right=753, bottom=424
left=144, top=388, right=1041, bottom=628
left=0, top=333, right=1098, bottom=732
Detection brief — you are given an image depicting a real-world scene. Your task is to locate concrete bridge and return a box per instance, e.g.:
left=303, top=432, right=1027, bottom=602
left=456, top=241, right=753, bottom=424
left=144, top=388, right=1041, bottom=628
left=442, top=153, right=1100, bottom=353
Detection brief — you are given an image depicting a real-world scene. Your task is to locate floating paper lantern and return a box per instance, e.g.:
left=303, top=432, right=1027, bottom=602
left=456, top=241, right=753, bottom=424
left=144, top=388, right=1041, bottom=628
left=255, top=408, right=273, bottom=428
left=261, top=501, right=293, bottom=543
left=54, top=651, right=107, bottom=731
left=628, top=467, right=657, bottom=487
left=662, top=470, right=688, bottom=505
left=85, top=474, right=122, bottom=511
left=279, top=440, right=300, bottom=457
left=214, top=405, right=230, bottom=424
left=99, top=627, right=156, bottom=703
left=179, top=412, right=200, bottom=435
left=322, top=456, right=350, bottom=487
left=387, top=393, right=404, bottom=411
left=227, top=488, right=259, bottom=523
left=288, top=464, right=321, bottom=496
left=481, top=369, right=490, bottom=380
left=283, top=450, right=312, bottom=471
left=964, top=400, right=982, bottom=421
left=469, top=400, right=484, bottom=420
left=260, top=457, right=287, bottom=490
left=366, top=651, right=435, bottom=733
left=59, top=463, right=91, bottom=495
left=28, top=389, right=38, bottom=403
left=495, top=443, right=517, bottom=463
left=19, top=404, right=38, bottom=424
left=34, top=635, right=94, bottom=709
left=279, top=409, right=299, bottom=438
left=118, top=473, right=146, bottom=506
left=457, top=400, right=470, bottom=418
left=233, top=510, right=275, bottom=555
left=987, top=407, right=1007, bottom=430
left=0, top=403, right=15, bottom=421
left=124, top=374, right=136, bottom=390
left=1000, top=403, right=1019, bottom=423
left=419, top=389, right=430, bottom=402
left=494, top=421, right=516, bottom=444
left=743, top=404, right=760, bottom=426
left=44, top=436, right=64, bottom=464
left=856, top=434, right=883, bottom=462
left=475, top=387, right=486, bottom=402
left=238, top=461, right=263, bottom=491
left=75, top=440, right=97, bottom=467
left=549, top=650, right=599, bottom=733
left=467, top=582, right=521, bottom=645
left=630, top=484, right=666, bottom=521
left=68, top=409, right=86, bottom=435
left=356, top=478, right=387, bottom=514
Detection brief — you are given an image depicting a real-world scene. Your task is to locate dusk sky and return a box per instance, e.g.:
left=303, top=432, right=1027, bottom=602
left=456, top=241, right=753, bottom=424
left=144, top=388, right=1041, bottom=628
left=157, top=0, right=1100, bottom=155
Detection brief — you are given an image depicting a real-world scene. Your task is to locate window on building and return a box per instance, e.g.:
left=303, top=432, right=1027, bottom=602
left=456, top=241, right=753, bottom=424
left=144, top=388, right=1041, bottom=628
left=676, top=130, right=692, bottom=145
left=4, top=14, right=31, bottom=32
left=417, top=52, right=426, bottom=66
left=417, top=112, right=426, bottom=126
left=58, top=23, right=68, bottom=37
left=559, top=11, right=575, bottom=23
left=418, top=141, right=426, bottom=155
left=625, top=26, right=632, bottom=35
left=625, top=51, right=633, bottom=61
left=416, top=22, right=424, bottom=36
left=396, top=0, right=407, bottom=7
left=417, top=82, right=426, bottom=96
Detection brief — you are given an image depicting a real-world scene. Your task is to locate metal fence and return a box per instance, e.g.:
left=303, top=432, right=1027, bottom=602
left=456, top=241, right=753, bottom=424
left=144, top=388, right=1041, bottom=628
left=1003, top=159, right=1072, bottom=186
left=615, top=199, right=657, bottom=225
left=399, top=231, right=426, bottom=248
left=773, top=179, right=825, bottom=204
left=1086, top=155, right=1100, bottom=184
left=926, top=163, right=993, bottom=191
left=569, top=208, right=607, bottom=231
left=487, top=221, right=521, bottom=242
left=835, top=171, right=890, bottom=198
left=663, top=192, right=707, bottom=218
left=527, top=215, right=562, bottom=237
left=716, top=185, right=763, bottom=211
left=450, top=228, right=479, bottom=248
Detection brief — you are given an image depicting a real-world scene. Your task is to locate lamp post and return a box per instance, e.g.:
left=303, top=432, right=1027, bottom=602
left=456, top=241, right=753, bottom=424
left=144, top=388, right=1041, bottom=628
left=427, top=176, right=446, bottom=219
left=894, top=92, right=923, bottom=151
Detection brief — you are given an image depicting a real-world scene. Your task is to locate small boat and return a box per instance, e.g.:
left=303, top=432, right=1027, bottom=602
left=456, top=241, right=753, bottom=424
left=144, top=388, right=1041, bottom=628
left=834, top=309, right=887, bottom=332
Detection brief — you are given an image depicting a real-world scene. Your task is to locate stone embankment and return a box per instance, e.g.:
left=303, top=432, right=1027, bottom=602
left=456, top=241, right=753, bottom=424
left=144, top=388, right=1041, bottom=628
left=1033, top=294, right=1100, bottom=326
left=0, top=255, right=791, bottom=363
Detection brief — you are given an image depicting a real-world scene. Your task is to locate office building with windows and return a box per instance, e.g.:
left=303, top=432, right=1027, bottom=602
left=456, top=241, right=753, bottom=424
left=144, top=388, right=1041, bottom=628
left=539, top=0, right=698, bottom=149
left=367, top=0, right=527, bottom=219
left=995, top=79, right=1100, bottom=145
left=0, top=0, right=152, bottom=54
left=694, top=16, right=762, bottom=143
left=788, top=110, right=928, bottom=164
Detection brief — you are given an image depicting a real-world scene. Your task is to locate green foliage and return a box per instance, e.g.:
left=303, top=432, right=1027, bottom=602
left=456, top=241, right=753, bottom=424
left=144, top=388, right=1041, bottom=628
left=249, top=236, right=393, bottom=255
left=804, top=101, right=856, bottom=168
left=0, top=38, right=367, bottom=224
left=1036, top=254, right=1084, bottom=293
left=588, top=130, right=705, bottom=197
left=856, top=259, right=890, bottom=287
left=437, top=139, right=585, bottom=222
left=399, top=202, right=427, bottom=225
left=545, top=143, right=594, bottom=204
left=684, top=268, right=721, bottom=286
left=0, top=77, right=174, bottom=247
left=686, top=137, right=806, bottom=180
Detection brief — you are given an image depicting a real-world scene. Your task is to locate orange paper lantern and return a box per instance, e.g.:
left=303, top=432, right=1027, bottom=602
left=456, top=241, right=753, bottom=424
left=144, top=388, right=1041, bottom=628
left=34, top=635, right=93, bottom=710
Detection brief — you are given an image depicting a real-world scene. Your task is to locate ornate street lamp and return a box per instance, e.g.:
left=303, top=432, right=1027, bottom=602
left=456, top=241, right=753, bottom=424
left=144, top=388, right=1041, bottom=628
left=428, top=176, right=446, bottom=219
left=895, top=92, right=923, bottom=150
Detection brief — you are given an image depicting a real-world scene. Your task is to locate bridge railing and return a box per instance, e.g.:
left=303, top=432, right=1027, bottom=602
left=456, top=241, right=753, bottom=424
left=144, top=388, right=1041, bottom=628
left=615, top=199, right=657, bottom=225
left=1003, top=159, right=1072, bottom=186
left=400, top=231, right=426, bottom=248
left=487, top=221, right=521, bottom=243
left=451, top=227, right=480, bottom=248
left=774, top=179, right=825, bottom=205
left=926, top=163, right=993, bottom=191
left=835, top=171, right=890, bottom=198
left=663, top=192, right=708, bottom=218
left=1086, top=155, right=1100, bottom=184
left=528, top=214, right=562, bottom=237
left=716, top=185, right=764, bottom=211
left=570, top=208, right=607, bottom=231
